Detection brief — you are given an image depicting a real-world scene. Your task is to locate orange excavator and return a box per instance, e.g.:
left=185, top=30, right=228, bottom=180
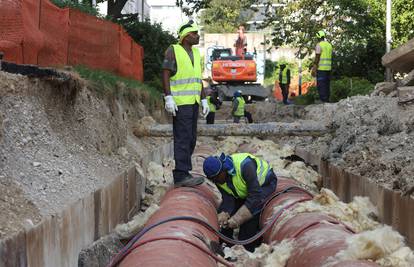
left=209, top=48, right=269, bottom=101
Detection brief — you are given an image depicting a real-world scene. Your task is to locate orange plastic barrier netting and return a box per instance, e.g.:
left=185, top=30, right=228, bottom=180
left=0, top=0, right=143, bottom=81
left=0, top=0, right=24, bottom=63
left=273, top=78, right=315, bottom=101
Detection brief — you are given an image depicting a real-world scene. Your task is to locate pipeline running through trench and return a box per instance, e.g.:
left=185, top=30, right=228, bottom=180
left=111, top=145, right=380, bottom=267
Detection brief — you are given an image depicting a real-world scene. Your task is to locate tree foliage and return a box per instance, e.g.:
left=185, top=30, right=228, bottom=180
left=392, top=0, right=414, bottom=47
left=200, top=0, right=255, bottom=33
left=121, top=20, right=177, bottom=90
left=261, top=0, right=385, bottom=80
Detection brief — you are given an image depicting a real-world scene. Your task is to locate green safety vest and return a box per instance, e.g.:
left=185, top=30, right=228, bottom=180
left=170, top=44, right=202, bottom=106
left=234, top=96, right=245, bottom=116
left=281, top=68, right=288, bottom=84
left=207, top=96, right=216, bottom=112
left=318, top=41, right=333, bottom=71
left=217, top=153, right=271, bottom=199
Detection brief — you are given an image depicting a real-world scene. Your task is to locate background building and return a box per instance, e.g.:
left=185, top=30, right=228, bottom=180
left=147, top=0, right=191, bottom=34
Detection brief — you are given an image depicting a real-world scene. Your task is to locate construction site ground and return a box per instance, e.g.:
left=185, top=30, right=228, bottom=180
left=1, top=70, right=414, bottom=265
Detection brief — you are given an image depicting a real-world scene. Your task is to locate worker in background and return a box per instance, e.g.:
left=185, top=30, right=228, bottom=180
left=203, top=152, right=278, bottom=252
left=206, top=90, right=221, bottom=124
left=232, top=90, right=245, bottom=123
left=279, top=63, right=291, bottom=105
left=162, top=20, right=210, bottom=187
left=311, top=30, right=333, bottom=103
left=234, top=25, right=247, bottom=57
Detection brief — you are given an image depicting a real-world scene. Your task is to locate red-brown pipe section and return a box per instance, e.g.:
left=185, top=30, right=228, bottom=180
left=118, top=184, right=221, bottom=267
left=118, top=143, right=379, bottom=267
left=261, top=177, right=380, bottom=267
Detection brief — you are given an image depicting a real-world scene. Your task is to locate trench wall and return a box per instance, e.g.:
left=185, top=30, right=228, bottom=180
left=0, top=143, right=173, bottom=267
left=295, top=147, right=414, bottom=248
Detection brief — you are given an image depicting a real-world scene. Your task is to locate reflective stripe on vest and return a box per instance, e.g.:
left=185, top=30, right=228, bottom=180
left=170, top=44, right=202, bottom=106
left=234, top=96, right=245, bottom=116
left=207, top=96, right=216, bottom=112
left=281, top=68, right=288, bottom=84
left=217, top=153, right=271, bottom=199
left=318, top=41, right=333, bottom=71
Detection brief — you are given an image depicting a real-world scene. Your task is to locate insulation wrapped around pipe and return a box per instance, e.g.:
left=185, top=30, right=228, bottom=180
left=118, top=184, right=221, bottom=267
left=260, top=178, right=379, bottom=267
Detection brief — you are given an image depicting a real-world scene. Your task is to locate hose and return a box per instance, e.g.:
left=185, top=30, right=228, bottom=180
left=108, top=186, right=312, bottom=267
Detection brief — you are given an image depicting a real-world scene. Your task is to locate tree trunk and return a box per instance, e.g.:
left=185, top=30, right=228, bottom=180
left=107, top=0, right=129, bottom=18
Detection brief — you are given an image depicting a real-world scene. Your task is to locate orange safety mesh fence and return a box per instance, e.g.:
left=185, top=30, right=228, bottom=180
left=273, top=77, right=316, bottom=101
left=38, top=0, right=69, bottom=66
left=0, top=0, right=24, bottom=63
left=0, top=0, right=143, bottom=81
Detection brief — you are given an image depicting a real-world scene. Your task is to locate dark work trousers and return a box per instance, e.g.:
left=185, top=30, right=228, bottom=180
left=206, top=112, right=215, bottom=124
left=317, top=70, right=331, bottom=102
left=233, top=116, right=242, bottom=123
left=280, top=83, right=289, bottom=104
left=244, top=111, right=253, bottom=123
left=219, top=173, right=277, bottom=252
left=172, top=103, right=199, bottom=183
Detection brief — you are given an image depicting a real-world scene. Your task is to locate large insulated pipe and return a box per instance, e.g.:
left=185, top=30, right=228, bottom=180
left=116, top=144, right=379, bottom=266
left=118, top=183, right=222, bottom=267
left=261, top=177, right=379, bottom=267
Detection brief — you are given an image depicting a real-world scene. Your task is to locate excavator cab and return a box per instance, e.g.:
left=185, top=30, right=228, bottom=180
left=210, top=48, right=269, bottom=102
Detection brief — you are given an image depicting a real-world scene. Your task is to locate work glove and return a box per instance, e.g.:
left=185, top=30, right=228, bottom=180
left=217, top=212, right=230, bottom=228
left=227, top=205, right=252, bottom=229
left=164, top=95, right=178, bottom=116
left=201, top=98, right=210, bottom=118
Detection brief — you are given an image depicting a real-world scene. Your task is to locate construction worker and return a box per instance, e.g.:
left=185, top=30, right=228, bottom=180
left=203, top=152, right=278, bottom=251
left=312, top=30, right=333, bottom=103
left=232, top=90, right=245, bottom=123
left=162, top=20, right=210, bottom=187
left=206, top=89, right=221, bottom=124
left=279, top=63, right=291, bottom=105
left=234, top=25, right=247, bottom=57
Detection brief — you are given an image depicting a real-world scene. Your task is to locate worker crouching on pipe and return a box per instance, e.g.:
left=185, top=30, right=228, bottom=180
left=203, top=152, right=278, bottom=252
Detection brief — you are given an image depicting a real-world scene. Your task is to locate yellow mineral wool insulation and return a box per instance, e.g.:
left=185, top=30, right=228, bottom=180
left=142, top=161, right=173, bottom=206
left=263, top=239, right=295, bottom=267
left=217, top=136, right=250, bottom=154
left=272, top=188, right=379, bottom=234
left=284, top=161, right=320, bottom=190
left=114, top=203, right=159, bottom=239
left=330, top=226, right=414, bottom=267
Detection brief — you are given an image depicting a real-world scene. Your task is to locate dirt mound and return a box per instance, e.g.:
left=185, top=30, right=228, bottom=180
left=292, top=95, right=414, bottom=195
left=0, top=71, right=167, bottom=238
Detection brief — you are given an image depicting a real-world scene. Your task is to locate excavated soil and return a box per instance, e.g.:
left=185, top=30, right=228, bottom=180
left=0, top=71, right=168, bottom=239
left=2, top=67, right=414, bottom=246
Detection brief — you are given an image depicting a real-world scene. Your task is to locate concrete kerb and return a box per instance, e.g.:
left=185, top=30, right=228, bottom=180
left=0, top=142, right=174, bottom=267
left=294, top=147, right=414, bottom=248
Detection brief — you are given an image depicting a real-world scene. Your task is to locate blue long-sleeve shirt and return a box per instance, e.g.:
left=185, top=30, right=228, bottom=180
left=218, top=157, right=277, bottom=215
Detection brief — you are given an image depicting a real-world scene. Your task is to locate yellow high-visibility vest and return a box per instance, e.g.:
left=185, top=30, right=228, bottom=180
left=207, top=96, right=216, bottom=112
left=170, top=44, right=202, bottom=106
left=234, top=96, right=245, bottom=116
left=281, top=68, right=289, bottom=84
left=318, top=41, right=333, bottom=71
left=217, top=153, right=270, bottom=199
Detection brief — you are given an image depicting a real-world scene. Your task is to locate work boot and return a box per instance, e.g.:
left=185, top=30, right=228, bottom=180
left=174, top=176, right=204, bottom=187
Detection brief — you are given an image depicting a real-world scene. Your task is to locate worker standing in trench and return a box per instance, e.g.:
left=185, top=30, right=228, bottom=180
left=162, top=20, right=210, bottom=187
left=279, top=63, right=291, bottom=105
left=311, top=30, right=333, bottom=103
left=203, top=152, right=278, bottom=252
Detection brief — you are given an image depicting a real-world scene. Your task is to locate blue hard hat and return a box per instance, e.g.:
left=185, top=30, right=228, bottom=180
left=203, top=156, right=222, bottom=179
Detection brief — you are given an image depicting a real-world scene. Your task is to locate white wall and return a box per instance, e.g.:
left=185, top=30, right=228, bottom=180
left=147, top=0, right=191, bottom=34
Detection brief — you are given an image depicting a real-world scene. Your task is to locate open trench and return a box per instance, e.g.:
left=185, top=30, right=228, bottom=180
left=102, top=136, right=414, bottom=267
left=1, top=70, right=414, bottom=266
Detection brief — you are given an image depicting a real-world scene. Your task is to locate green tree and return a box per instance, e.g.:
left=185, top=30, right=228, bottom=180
left=262, top=0, right=385, bottom=80
left=392, top=0, right=414, bottom=47
left=199, top=0, right=254, bottom=33
left=121, top=19, right=177, bottom=90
